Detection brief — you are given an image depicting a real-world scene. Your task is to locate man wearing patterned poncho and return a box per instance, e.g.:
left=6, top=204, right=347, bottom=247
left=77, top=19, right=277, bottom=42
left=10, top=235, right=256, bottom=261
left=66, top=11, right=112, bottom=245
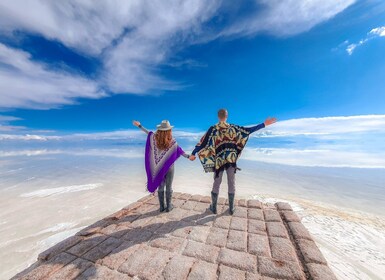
left=191, top=109, right=277, bottom=215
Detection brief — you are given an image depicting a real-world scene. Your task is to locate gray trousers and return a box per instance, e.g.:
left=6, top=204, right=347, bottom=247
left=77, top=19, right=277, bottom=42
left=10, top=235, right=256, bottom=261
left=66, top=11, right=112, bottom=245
left=212, top=166, right=236, bottom=194
left=158, top=165, right=175, bottom=192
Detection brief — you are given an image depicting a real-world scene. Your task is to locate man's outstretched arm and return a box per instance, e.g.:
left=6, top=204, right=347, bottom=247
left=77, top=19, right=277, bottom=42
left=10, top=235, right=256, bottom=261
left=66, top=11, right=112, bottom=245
left=244, top=117, right=277, bottom=133
left=191, top=126, right=214, bottom=156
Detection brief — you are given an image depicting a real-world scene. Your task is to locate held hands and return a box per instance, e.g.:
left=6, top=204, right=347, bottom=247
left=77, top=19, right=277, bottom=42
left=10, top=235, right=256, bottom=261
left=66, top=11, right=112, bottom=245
left=132, top=120, right=141, bottom=127
left=189, top=155, right=196, bottom=161
left=264, top=117, right=277, bottom=126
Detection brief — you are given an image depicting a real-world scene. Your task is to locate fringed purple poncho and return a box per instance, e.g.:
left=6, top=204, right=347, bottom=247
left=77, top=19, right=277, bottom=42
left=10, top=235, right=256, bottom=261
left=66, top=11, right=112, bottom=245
left=145, top=131, right=185, bottom=193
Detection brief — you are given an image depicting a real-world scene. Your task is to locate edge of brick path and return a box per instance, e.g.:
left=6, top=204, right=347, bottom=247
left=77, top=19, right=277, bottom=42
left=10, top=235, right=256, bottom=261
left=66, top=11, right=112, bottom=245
left=12, top=192, right=337, bottom=280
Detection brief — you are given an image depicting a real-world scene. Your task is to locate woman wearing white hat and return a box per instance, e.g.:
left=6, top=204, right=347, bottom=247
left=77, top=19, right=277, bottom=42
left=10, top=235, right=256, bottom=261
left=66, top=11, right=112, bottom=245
left=133, top=120, right=192, bottom=212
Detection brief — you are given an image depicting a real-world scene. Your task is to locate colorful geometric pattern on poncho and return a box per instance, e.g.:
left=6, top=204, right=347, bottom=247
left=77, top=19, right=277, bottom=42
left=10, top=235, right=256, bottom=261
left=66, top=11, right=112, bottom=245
left=197, top=122, right=251, bottom=173
left=145, top=132, right=184, bottom=192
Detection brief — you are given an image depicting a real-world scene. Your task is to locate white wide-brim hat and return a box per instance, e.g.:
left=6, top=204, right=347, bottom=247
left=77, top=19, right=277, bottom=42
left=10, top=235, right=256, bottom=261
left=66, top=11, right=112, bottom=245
left=156, top=120, right=174, bottom=131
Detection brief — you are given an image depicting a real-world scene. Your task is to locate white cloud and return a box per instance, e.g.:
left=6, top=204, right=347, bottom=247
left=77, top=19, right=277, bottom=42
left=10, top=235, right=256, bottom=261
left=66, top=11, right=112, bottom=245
left=0, top=1, right=355, bottom=109
left=345, top=26, right=385, bottom=55
left=253, top=115, right=385, bottom=137
left=0, top=43, right=105, bottom=109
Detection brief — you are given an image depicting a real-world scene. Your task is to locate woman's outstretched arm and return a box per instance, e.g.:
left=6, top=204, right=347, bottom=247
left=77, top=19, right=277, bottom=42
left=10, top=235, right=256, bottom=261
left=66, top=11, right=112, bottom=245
left=132, top=120, right=149, bottom=134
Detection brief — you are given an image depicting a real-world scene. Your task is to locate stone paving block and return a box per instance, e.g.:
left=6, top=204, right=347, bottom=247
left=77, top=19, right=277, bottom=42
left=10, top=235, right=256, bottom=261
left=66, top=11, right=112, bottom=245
left=117, top=245, right=157, bottom=276
left=78, top=264, right=132, bottom=280
left=248, top=199, right=262, bottom=209
left=123, top=228, right=153, bottom=243
left=154, top=219, right=179, bottom=235
left=200, top=195, right=212, bottom=203
left=230, top=217, right=248, bottom=231
left=232, top=206, right=248, bottom=218
left=162, top=255, right=195, bottom=280
left=67, top=234, right=108, bottom=257
left=281, top=210, right=301, bottom=222
left=238, top=199, right=247, bottom=207
left=258, top=257, right=305, bottom=280
left=190, top=194, right=204, bottom=201
left=98, top=242, right=142, bottom=270
left=217, top=248, right=257, bottom=272
left=263, top=209, right=282, bottom=222
left=139, top=249, right=173, bottom=280
left=182, top=211, right=204, bottom=222
left=172, top=198, right=186, bottom=208
left=275, top=202, right=293, bottom=211
left=181, top=200, right=198, bottom=210
left=248, top=219, right=266, bottom=235
left=288, top=222, right=313, bottom=240
left=38, top=235, right=83, bottom=261
left=219, top=264, right=246, bottom=280
left=172, top=192, right=183, bottom=198
left=49, top=258, right=93, bottom=280
left=307, top=263, right=338, bottom=280
left=248, top=208, right=264, bottom=220
left=269, top=237, right=297, bottom=262
left=266, top=222, right=288, bottom=238
left=100, top=223, right=130, bottom=239
left=187, top=260, right=218, bottom=280
left=82, top=237, right=123, bottom=262
left=149, top=236, right=185, bottom=253
left=183, top=240, right=220, bottom=263
left=167, top=207, right=190, bottom=221
left=226, top=230, right=247, bottom=252
left=145, top=196, right=159, bottom=205
left=206, top=227, right=229, bottom=247
left=213, top=215, right=232, bottom=229
left=194, top=202, right=210, bottom=212
left=129, top=215, right=154, bottom=228
left=76, top=220, right=111, bottom=237
left=248, top=233, right=270, bottom=257
left=217, top=197, right=227, bottom=205
left=196, top=215, right=215, bottom=227
left=171, top=220, right=195, bottom=239
left=297, top=239, right=327, bottom=264
left=246, top=272, right=264, bottom=279
left=178, top=193, right=192, bottom=200
left=188, top=225, right=210, bottom=243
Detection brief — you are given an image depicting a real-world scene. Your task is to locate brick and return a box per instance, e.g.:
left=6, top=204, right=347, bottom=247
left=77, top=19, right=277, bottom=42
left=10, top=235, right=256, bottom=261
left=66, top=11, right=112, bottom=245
left=269, top=237, right=297, bottom=262
left=167, top=208, right=190, bottom=221
left=213, top=215, right=232, bottom=229
left=162, top=255, right=195, bottom=280
left=219, top=264, right=246, bottom=280
left=98, top=242, right=142, bottom=270
left=173, top=199, right=186, bottom=207
left=188, top=261, right=218, bottom=280
left=67, top=234, right=108, bottom=257
left=266, top=222, right=288, bottom=238
left=182, top=211, right=204, bottom=222
left=281, top=210, right=301, bottom=222
left=100, top=223, right=130, bottom=238
left=200, top=195, right=211, bottom=203
left=76, top=220, right=110, bottom=237
left=172, top=191, right=183, bottom=198
left=38, top=235, right=82, bottom=261
left=118, top=245, right=157, bottom=276
left=288, top=222, right=313, bottom=240
left=307, top=263, right=338, bottom=280
left=226, top=230, right=247, bottom=252
left=217, top=197, right=227, bottom=205
left=78, top=264, right=131, bottom=280
left=248, top=209, right=264, bottom=220
left=181, top=200, right=198, bottom=210
left=275, top=202, right=293, bottom=211
left=188, top=225, right=210, bottom=243
left=49, top=258, right=93, bottom=280
left=190, top=194, right=203, bottom=201
left=206, top=227, right=229, bottom=247
left=139, top=249, right=173, bottom=280
left=263, top=210, right=282, bottom=222
left=248, top=219, right=266, bottom=235
left=248, top=233, right=270, bottom=257
left=248, top=199, right=262, bottom=209
left=258, top=257, right=305, bottom=280
left=217, top=248, right=257, bottom=272
left=196, top=215, right=215, bottom=227
left=123, top=228, right=153, bottom=243
left=129, top=214, right=154, bottom=228
left=183, top=240, right=220, bottom=263
left=297, top=239, right=327, bottom=264
left=17, top=252, right=76, bottom=280
left=246, top=272, right=263, bottom=279
left=150, top=236, right=185, bottom=252
left=194, top=202, right=210, bottom=212
left=229, top=217, right=248, bottom=231
left=155, top=219, right=179, bottom=235
left=178, top=193, right=192, bottom=200
left=238, top=199, right=247, bottom=207
left=82, top=237, right=123, bottom=262
left=232, top=206, right=248, bottom=218
left=171, top=220, right=195, bottom=238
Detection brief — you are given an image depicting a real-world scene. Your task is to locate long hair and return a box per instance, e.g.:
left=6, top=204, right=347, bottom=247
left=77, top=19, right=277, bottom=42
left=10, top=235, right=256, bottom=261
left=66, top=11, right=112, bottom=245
left=155, top=129, right=173, bottom=150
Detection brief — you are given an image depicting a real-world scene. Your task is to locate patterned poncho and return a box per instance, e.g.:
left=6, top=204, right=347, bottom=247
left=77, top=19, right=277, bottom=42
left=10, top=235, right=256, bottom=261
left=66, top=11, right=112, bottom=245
left=194, top=122, right=264, bottom=174
left=145, top=131, right=185, bottom=193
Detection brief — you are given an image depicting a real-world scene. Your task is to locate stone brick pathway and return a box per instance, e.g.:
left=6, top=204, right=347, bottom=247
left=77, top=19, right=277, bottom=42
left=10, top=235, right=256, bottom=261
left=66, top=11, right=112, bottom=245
left=12, top=193, right=337, bottom=280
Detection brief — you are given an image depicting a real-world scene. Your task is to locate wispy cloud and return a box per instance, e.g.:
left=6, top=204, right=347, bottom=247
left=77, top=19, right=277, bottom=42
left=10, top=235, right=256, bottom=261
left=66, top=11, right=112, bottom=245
left=0, top=1, right=355, bottom=109
left=344, top=26, right=385, bottom=55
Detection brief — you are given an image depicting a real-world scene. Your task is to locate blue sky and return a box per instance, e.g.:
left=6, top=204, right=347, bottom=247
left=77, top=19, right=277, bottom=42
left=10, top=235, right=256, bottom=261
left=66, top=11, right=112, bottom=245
left=0, top=0, right=385, bottom=134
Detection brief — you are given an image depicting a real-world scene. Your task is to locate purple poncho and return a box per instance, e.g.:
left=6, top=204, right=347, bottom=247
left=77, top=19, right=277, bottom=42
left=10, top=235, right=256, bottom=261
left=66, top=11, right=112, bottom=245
left=145, top=131, right=184, bottom=193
